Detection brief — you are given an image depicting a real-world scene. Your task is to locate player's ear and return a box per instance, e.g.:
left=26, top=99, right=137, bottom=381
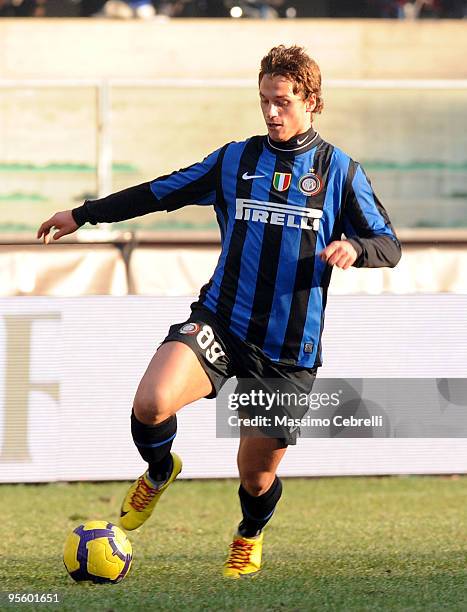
left=306, top=93, right=317, bottom=113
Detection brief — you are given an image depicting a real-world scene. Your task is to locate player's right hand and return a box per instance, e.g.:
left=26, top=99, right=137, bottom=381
left=36, top=210, right=79, bottom=244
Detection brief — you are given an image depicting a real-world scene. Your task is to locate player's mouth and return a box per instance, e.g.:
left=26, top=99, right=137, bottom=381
left=267, top=123, right=282, bottom=130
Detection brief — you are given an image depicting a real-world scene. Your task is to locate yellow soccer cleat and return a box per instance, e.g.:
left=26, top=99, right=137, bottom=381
left=222, top=532, right=264, bottom=578
left=119, top=452, right=182, bottom=531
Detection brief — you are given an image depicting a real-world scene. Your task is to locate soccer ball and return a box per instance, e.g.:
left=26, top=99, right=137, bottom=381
left=63, top=521, right=132, bottom=584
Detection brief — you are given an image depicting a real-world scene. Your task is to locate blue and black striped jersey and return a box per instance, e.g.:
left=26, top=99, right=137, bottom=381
left=74, top=129, right=401, bottom=368
left=149, top=130, right=401, bottom=368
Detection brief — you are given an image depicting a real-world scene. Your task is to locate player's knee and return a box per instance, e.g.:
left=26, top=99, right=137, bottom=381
left=133, top=385, right=174, bottom=425
left=240, top=473, right=275, bottom=497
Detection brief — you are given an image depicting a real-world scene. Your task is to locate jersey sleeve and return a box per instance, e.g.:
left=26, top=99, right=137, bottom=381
left=342, top=162, right=402, bottom=268
left=71, top=147, right=223, bottom=226
left=150, top=147, right=221, bottom=211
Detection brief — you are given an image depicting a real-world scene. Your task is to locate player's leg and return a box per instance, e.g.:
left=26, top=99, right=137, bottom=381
left=121, top=314, right=231, bottom=531
left=230, top=365, right=316, bottom=539
left=237, top=433, right=286, bottom=534
left=132, top=339, right=213, bottom=479
left=120, top=341, right=214, bottom=530
left=134, top=340, right=213, bottom=425
left=223, top=432, right=287, bottom=578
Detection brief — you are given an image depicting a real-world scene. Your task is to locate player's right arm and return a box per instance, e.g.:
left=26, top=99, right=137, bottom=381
left=37, top=147, right=224, bottom=243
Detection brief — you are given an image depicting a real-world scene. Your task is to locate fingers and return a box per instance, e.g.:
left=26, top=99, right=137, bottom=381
left=37, top=218, right=55, bottom=244
left=334, top=254, right=354, bottom=269
left=327, top=250, right=344, bottom=267
left=319, top=242, right=339, bottom=264
left=319, top=241, right=357, bottom=269
left=36, top=220, right=49, bottom=240
left=339, top=258, right=353, bottom=270
left=37, top=212, right=77, bottom=244
left=52, top=227, right=70, bottom=241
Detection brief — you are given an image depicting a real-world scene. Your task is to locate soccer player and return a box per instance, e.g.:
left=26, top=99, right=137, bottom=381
left=37, top=45, right=401, bottom=578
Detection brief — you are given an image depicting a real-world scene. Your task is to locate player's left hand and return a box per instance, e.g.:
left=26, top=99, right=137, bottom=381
left=319, top=240, right=358, bottom=270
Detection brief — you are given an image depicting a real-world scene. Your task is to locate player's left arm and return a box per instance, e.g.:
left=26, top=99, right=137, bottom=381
left=321, top=162, right=402, bottom=269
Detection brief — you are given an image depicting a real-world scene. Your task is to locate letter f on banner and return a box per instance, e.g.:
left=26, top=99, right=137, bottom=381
left=0, top=313, right=61, bottom=462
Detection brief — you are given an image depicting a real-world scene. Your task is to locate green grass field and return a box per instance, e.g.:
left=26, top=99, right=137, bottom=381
left=1, top=477, right=466, bottom=611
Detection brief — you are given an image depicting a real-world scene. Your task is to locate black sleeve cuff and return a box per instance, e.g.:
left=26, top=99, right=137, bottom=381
left=71, top=204, right=92, bottom=227
left=345, top=237, right=364, bottom=267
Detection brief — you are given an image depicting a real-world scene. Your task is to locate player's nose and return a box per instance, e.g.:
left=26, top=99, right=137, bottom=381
left=266, top=103, right=279, bottom=118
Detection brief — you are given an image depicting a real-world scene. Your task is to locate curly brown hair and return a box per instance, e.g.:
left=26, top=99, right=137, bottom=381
left=259, top=45, right=324, bottom=116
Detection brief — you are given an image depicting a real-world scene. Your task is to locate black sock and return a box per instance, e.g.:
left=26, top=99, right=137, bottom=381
left=238, top=476, right=283, bottom=537
left=131, top=411, right=176, bottom=482
left=148, top=453, right=173, bottom=483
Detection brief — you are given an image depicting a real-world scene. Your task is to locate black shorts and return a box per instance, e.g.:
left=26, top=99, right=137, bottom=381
left=161, top=307, right=317, bottom=445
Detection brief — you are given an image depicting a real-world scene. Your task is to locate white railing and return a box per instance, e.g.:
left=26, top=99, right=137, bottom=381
left=1, top=78, right=467, bottom=199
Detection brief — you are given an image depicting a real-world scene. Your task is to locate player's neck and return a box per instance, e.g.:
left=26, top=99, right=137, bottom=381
left=266, top=127, right=318, bottom=153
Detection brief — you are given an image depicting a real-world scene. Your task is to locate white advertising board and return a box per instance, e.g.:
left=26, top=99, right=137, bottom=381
left=0, top=295, right=466, bottom=482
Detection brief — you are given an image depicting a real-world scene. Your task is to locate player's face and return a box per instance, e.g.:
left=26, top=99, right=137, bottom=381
left=259, top=74, right=316, bottom=142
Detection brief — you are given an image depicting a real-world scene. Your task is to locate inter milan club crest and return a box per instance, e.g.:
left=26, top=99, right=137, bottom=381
left=298, top=172, right=323, bottom=196
left=273, top=172, right=292, bottom=192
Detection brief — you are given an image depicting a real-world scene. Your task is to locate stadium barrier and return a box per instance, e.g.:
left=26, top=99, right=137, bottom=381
left=1, top=238, right=467, bottom=296
left=0, top=294, right=466, bottom=483
left=1, top=77, right=466, bottom=239
left=0, top=78, right=467, bottom=203
left=0, top=243, right=127, bottom=296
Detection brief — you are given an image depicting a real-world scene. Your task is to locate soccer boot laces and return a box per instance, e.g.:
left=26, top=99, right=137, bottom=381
left=222, top=532, right=264, bottom=578
left=119, top=452, right=182, bottom=531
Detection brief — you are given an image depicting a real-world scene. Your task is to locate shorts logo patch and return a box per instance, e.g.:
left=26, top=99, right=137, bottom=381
left=304, top=342, right=314, bottom=353
left=179, top=322, right=200, bottom=335
left=298, top=173, right=323, bottom=197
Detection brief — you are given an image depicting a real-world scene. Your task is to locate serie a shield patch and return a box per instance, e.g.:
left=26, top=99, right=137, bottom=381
left=273, top=172, right=292, bottom=192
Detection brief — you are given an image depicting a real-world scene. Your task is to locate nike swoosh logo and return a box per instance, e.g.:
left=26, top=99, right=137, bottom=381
left=120, top=510, right=129, bottom=517
left=242, top=172, right=266, bottom=180
left=296, top=136, right=309, bottom=145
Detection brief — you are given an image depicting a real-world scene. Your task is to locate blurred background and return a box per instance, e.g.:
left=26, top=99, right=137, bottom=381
left=1, top=1, right=467, bottom=19
left=0, top=1, right=466, bottom=242
left=0, top=4, right=466, bottom=481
